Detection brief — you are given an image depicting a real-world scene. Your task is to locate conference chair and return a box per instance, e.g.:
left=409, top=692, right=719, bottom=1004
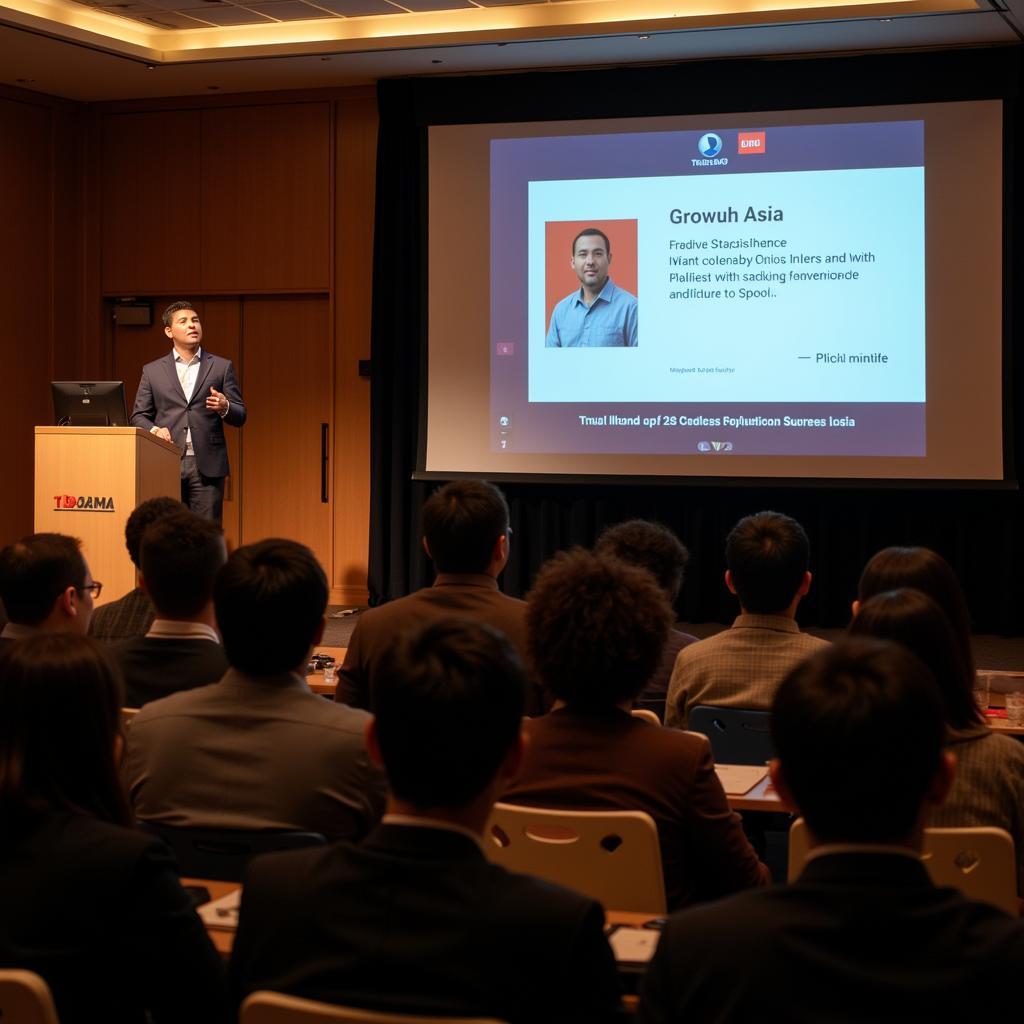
left=788, top=819, right=1018, bottom=916
left=688, top=706, right=775, bottom=765
left=137, top=822, right=326, bottom=881
left=0, top=970, right=60, bottom=1024
left=631, top=708, right=662, bottom=725
left=241, top=991, right=507, bottom=1024
left=121, top=706, right=139, bottom=730
left=485, top=802, right=666, bottom=913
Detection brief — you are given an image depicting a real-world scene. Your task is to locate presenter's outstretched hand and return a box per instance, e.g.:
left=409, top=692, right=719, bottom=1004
left=151, top=426, right=173, bottom=442
left=206, top=387, right=229, bottom=415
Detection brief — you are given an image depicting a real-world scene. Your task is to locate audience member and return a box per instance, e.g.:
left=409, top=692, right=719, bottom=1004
left=336, top=479, right=542, bottom=713
left=850, top=587, right=1024, bottom=892
left=112, top=510, right=229, bottom=707
left=503, top=548, right=770, bottom=909
left=594, top=518, right=696, bottom=717
left=231, top=618, right=624, bottom=1022
left=665, top=510, right=827, bottom=728
left=856, top=544, right=975, bottom=681
left=0, top=533, right=97, bottom=645
left=638, top=638, right=1024, bottom=1023
left=125, top=538, right=385, bottom=839
left=88, top=496, right=184, bottom=643
left=0, top=633, right=225, bottom=1024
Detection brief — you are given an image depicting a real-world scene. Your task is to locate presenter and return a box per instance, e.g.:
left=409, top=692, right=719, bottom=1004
left=545, top=227, right=638, bottom=348
left=131, top=301, right=246, bottom=523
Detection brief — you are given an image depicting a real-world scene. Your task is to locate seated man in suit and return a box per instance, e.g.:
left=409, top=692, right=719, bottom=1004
left=125, top=538, right=385, bottom=840
left=231, top=619, right=625, bottom=1023
left=89, top=495, right=184, bottom=644
left=336, top=478, right=543, bottom=713
left=112, top=510, right=229, bottom=707
left=638, top=638, right=1024, bottom=1023
left=665, top=510, right=828, bottom=728
left=0, top=533, right=98, bottom=646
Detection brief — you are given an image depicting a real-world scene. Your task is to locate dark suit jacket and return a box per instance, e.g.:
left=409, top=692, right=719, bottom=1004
left=113, top=635, right=229, bottom=707
left=638, top=852, right=1024, bottom=1023
left=88, top=586, right=155, bottom=644
left=504, top=707, right=770, bottom=909
left=336, top=573, right=544, bottom=714
left=0, top=809, right=226, bottom=1024
left=131, top=350, right=246, bottom=478
left=230, top=823, right=624, bottom=1023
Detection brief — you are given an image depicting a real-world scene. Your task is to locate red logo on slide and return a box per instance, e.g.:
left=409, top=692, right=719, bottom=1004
left=738, top=131, right=766, bottom=155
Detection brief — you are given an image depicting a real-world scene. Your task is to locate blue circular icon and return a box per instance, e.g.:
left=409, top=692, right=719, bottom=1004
left=698, top=133, right=723, bottom=158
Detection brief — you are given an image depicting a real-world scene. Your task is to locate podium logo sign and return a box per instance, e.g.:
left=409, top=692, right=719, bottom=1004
left=53, top=494, right=116, bottom=512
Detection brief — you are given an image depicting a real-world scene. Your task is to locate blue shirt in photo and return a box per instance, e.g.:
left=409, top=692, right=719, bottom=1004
left=545, top=279, right=638, bottom=348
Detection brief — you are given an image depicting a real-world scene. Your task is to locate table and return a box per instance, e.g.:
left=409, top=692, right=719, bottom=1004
left=714, top=765, right=783, bottom=812
left=307, top=646, right=346, bottom=697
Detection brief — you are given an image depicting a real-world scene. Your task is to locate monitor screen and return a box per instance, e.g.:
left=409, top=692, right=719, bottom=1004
left=52, top=382, right=129, bottom=427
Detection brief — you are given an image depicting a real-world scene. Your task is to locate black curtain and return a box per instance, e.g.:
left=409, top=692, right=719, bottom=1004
left=368, top=48, right=1024, bottom=632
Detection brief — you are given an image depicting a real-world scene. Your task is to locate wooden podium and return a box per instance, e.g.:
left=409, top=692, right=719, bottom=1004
left=34, top=427, right=181, bottom=606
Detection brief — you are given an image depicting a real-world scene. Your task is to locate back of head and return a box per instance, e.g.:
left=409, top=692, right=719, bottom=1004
left=420, top=480, right=509, bottom=574
left=0, top=534, right=86, bottom=626
left=124, top=496, right=186, bottom=569
left=0, top=633, right=130, bottom=830
left=372, top=619, right=526, bottom=808
left=771, top=638, right=945, bottom=844
left=858, top=546, right=974, bottom=678
left=140, top=511, right=225, bottom=619
left=594, top=519, right=689, bottom=601
left=527, top=548, right=673, bottom=708
left=850, top=588, right=981, bottom=731
left=725, top=511, right=809, bottom=614
left=214, top=539, right=327, bottom=675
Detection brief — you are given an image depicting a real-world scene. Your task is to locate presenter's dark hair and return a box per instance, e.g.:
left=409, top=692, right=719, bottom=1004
left=0, top=533, right=87, bottom=626
left=771, top=637, right=944, bottom=844
left=372, top=619, right=525, bottom=807
left=725, top=511, right=809, bottom=614
left=140, top=511, right=225, bottom=619
left=527, top=548, right=673, bottom=707
left=571, top=227, right=611, bottom=255
left=850, top=587, right=981, bottom=730
left=162, top=300, right=197, bottom=328
left=857, top=545, right=974, bottom=683
left=595, top=519, right=689, bottom=601
left=214, top=539, right=327, bottom=675
left=0, top=633, right=131, bottom=830
left=124, top=496, right=185, bottom=569
left=421, top=480, right=509, bottom=574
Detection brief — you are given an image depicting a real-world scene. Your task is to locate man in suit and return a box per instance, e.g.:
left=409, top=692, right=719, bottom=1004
left=665, top=510, right=828, bottom=728
left=231, top=618, right=624, bottom=1022
left=335, top=478, right=543, bottom=713
left=131, top=300, right=246, bottom=522
left=112, top=510, right=228, bottom=707
left=638, top=638, right=1024, bottom=1023
left=0, top=533, right=97, bottom=645
left=125, top=538, right=385, bottom=840
left=88, top=496, right=184, bottom=644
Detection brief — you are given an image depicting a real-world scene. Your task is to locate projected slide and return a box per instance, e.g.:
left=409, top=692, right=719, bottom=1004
left=490, top=121, right=926, bottom=458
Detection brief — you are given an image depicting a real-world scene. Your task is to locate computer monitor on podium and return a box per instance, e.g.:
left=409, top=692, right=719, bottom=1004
left=51, top=381, right=129, bottom=427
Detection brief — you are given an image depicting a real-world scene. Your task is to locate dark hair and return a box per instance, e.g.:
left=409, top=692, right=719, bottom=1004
left=527, top=548, right=673, bottom=707
left=420, top=480, right=509, bottom=574
left=0, top=534, right=87, bottom=626
left=0, top=633, right=131, bottom=830
left=124, top=497, right=185, bottom=568
left=771, top=638, right=945, bottom=844
left=857, top=546, right=975, bottom=682
left=849, top=588, right=981, bottom=730
left=214, top=539, right=327, bottom=675
left=162, top=300, right=197, bottom=329
left=595, top=519, right=689, bottom=601
left=571, top=227, right=611, bottom=255
left=140, top=511, right=225, bottom=619
left=372, top=619, right=525, bottom=808
left=725, top=511, right=810, bottom=614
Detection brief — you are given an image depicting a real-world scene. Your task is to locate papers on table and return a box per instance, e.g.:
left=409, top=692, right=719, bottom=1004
left=607, top=927, right=660, bottom=964
left=197, top=888, right=241, bottom=931
left=714, top=764, right=768, bottom=796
